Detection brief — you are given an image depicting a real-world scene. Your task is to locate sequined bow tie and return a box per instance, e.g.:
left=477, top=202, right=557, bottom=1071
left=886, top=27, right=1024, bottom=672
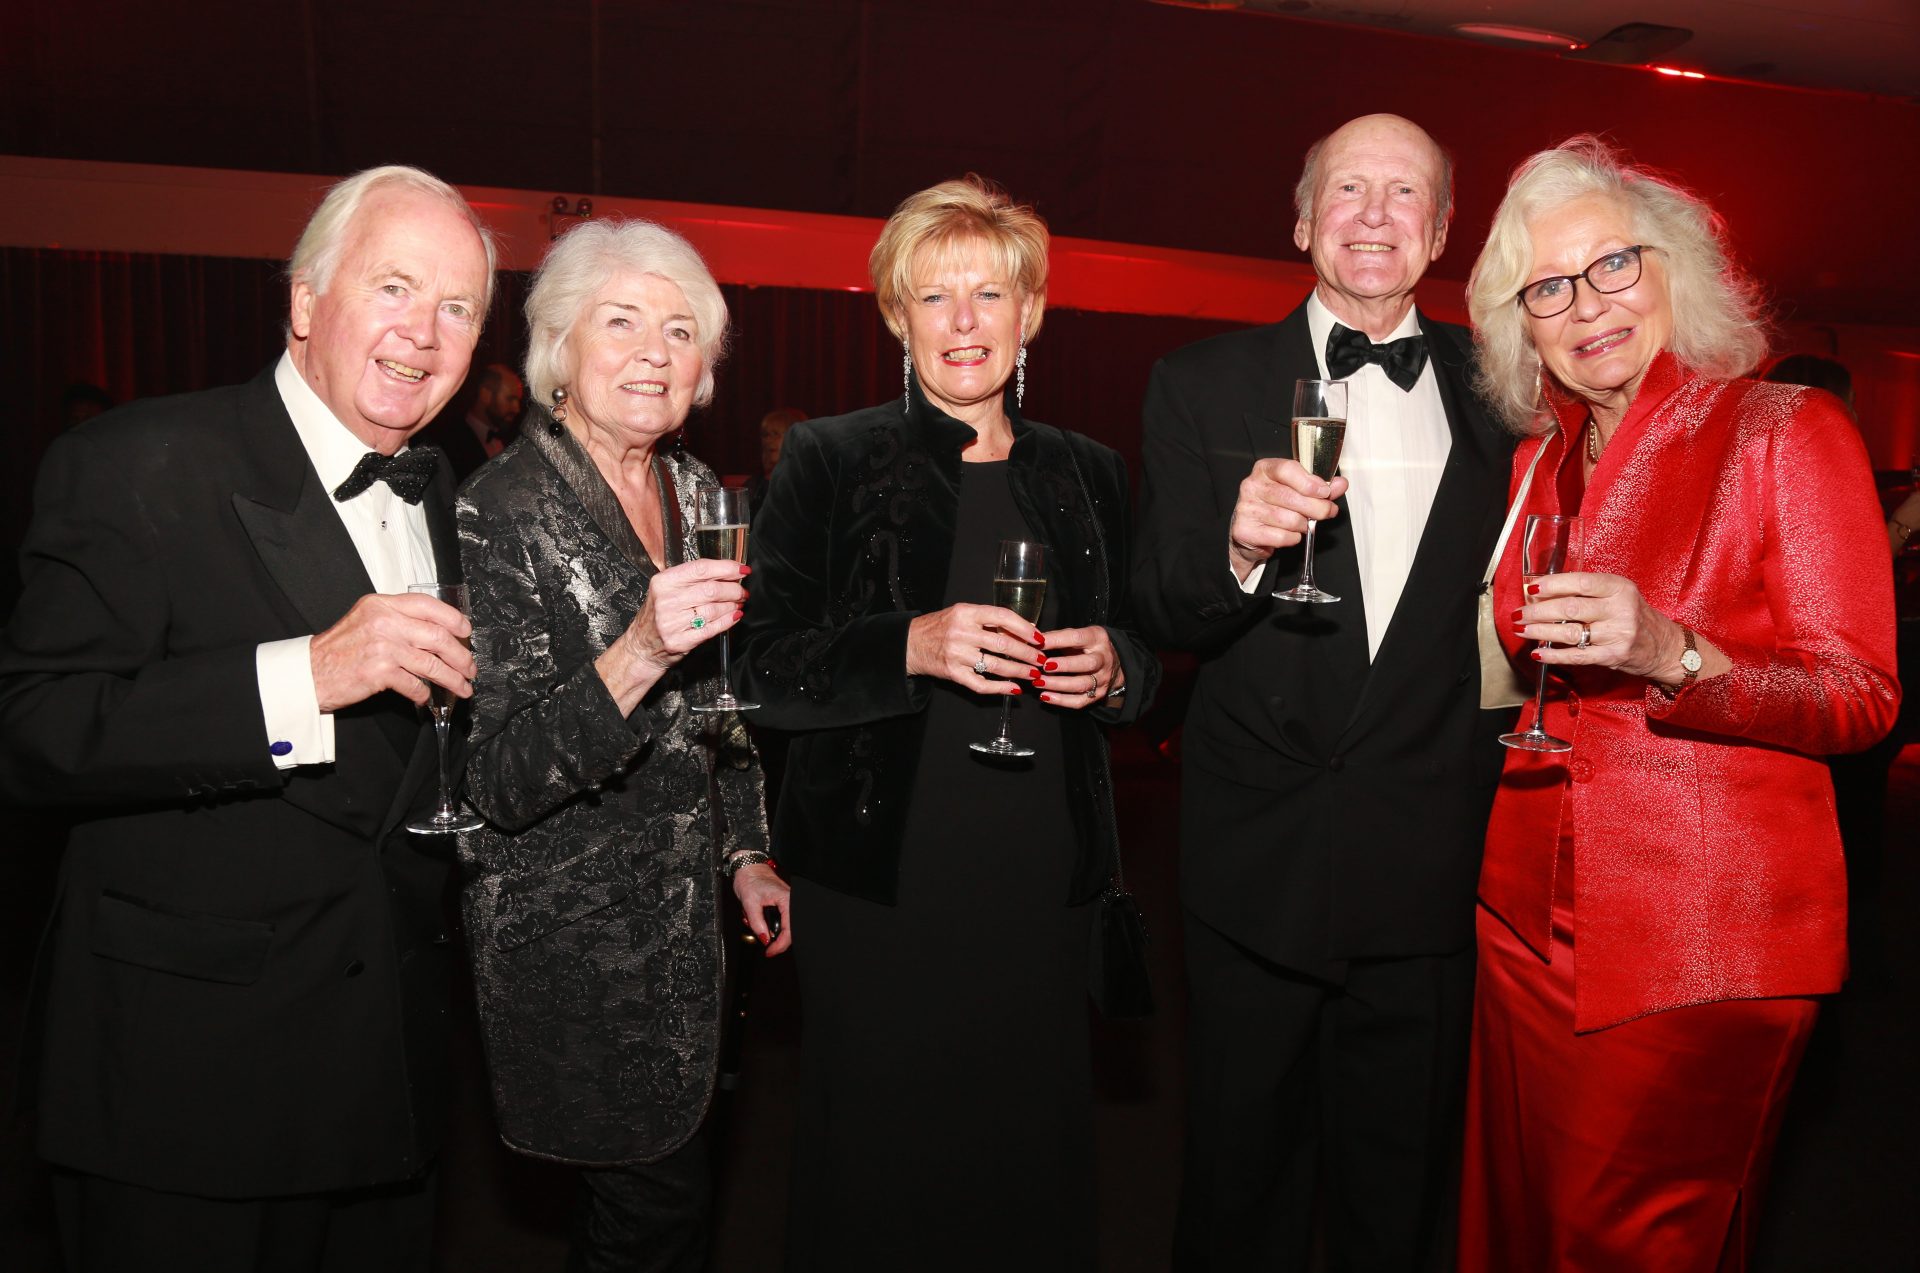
left=1326, top=323, right=1429, bottom=392
left=332, top=447, right=441, bottom=504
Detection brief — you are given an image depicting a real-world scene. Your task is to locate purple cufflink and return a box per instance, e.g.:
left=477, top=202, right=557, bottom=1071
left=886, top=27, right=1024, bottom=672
left=270, top=741, right=293, bottom=756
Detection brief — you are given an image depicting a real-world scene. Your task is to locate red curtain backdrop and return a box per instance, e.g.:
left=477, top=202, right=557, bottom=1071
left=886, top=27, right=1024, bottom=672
left=1, top=248, right=1246, bottom=562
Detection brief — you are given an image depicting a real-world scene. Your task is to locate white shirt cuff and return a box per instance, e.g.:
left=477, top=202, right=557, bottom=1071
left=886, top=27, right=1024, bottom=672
left=1233, top=559, right=1264, bottom=594
left=257, top=637, right=335, bottom=768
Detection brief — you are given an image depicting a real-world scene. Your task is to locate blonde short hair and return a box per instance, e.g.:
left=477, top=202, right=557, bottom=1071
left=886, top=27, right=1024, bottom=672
left=523, top=218, right=730, bottom=410
left=288, top=165, right=498, bottom=310
left=1466, top=136, right=1769, bottom=433
left=869, top=176, right=1050, bottom=342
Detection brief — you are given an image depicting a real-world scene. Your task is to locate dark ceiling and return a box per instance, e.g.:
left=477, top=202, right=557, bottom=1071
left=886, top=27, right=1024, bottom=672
left=1217, top=0, right=1920, bottom=99
left=3, top=0, right=1917, bottom=327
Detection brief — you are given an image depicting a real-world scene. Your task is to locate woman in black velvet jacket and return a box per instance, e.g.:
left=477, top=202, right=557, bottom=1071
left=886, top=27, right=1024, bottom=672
left=733, top=176, right=1160, bottom=1270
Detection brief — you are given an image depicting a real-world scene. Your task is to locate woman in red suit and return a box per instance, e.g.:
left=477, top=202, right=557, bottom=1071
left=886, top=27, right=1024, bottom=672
left=1457, top=137, right=1899, bottom=1271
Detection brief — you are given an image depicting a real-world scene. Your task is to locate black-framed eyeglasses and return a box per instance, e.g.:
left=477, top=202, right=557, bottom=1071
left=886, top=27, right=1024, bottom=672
left=1516, top=245, right=1655, bottom=319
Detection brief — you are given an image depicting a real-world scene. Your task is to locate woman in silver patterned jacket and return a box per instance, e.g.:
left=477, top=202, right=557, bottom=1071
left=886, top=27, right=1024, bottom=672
left=456, top=218, right=788, bottom=1273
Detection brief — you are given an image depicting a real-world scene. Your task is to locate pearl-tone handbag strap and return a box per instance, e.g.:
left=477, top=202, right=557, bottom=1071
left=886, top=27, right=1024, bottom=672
left=1481, top=430, right=1556, bottom=593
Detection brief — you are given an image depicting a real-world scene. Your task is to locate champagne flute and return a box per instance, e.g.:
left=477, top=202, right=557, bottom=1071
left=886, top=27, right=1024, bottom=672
left=406, top=582, right=485, bottom=834
left=1273, top=378, right=1349, bottom=603
left=689, top=485, right=760, bottom=714
left=1499, top=514, right=1584, bottom=753
left=970, top=539, right=1046, bottom=758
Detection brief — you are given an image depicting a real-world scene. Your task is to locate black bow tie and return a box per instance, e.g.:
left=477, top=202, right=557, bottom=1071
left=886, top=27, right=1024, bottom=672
left=332, top=447, right=441, bottom=504
left=1326, top=323, right=1429, bottom=392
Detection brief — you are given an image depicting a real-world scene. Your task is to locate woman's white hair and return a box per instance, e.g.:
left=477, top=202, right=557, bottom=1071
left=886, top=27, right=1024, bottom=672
left=288, top=165, right=498, bottom=309
left=524, top=218, right=730, bottom=410
left=1466, top=136, right=1770, bottom=434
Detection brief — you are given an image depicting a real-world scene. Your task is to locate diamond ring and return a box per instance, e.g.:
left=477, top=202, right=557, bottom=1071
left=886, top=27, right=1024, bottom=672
left=973, top=655, right=990, bottom=676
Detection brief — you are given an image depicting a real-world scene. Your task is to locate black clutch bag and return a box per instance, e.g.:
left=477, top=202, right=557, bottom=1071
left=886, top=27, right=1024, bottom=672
left=1089, top=881, right=1154, bottom=1020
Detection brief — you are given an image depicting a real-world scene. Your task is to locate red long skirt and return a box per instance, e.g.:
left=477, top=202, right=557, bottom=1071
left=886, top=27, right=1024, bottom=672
left=1459, top=901, right=1817, bottom=1272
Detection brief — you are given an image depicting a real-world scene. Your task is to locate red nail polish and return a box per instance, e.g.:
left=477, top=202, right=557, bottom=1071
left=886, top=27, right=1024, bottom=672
left=1031, top=632, right=1046, bottom=646
left=1045, top=660, right=1059, bottom=672
left=1511, top=625, right=1527, bottom=636
left=1009, top=684, right=1022, bottom=695
left=739, top=564, right=751, bottom=576
left=1509, top=609, right=1523, bottom=621
left=1530, top=649, right=1542, bottom=661
left=1028, top=669, right=1042, bottom=680
left=1032, top=678, right=1047, bottom=688
left=1526, top=583, right=1541, bottom=595
left=1039, top=693, right=1052, bottom=702
left=733, top=609, right=744, bottom=621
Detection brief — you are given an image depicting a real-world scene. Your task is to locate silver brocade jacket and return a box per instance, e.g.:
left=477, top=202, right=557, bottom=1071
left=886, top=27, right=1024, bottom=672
left=455, top=409, right=766, bottom=1166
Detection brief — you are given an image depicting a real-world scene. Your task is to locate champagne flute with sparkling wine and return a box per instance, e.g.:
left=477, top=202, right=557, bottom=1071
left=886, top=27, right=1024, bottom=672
left=970, top=539, right=1046, bottom=758
left=406, top=582, right=485, bottom=834
left=1499, top=514, right=1584, bottom=753
left=689, top=485, right=760, bottom=714
left=1273, top=378, right=1349, bottom=603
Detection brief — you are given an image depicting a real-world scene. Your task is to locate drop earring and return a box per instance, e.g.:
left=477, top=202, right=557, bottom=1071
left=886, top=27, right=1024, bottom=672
left=549, top=386, right=569, bottom=433
left=902, top=341, right=912, bottom=417
left=1015, top=328, right=1027, bottom=409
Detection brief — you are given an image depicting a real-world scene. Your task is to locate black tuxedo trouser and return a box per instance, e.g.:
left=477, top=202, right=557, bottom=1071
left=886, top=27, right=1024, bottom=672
left=52, top=1168, right=435, bottom=1273
left=1174, top=914, right=1474, bottom=1273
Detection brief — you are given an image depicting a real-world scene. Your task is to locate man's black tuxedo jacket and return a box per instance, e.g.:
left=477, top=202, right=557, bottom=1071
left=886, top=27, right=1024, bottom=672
left=1132, top=305, right=1516, bottom=980
left=0, top=365, right=457, bottom=1198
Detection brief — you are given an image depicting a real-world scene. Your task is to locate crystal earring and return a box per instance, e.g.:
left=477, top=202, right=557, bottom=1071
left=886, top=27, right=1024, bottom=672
left=1015, top=333, right=1028, bottom=409
left=902, top=341, right=912, bottom=417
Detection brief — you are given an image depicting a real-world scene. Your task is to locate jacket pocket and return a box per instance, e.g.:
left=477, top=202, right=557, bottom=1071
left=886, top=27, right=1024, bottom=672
left=90, top=890, right=274, bottom=985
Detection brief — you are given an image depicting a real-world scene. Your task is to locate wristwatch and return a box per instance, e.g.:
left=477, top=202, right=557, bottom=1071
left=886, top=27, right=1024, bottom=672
left=1677, top=626, right=1703, bottom=688
left=1655, top=625, right=1702, bottom=700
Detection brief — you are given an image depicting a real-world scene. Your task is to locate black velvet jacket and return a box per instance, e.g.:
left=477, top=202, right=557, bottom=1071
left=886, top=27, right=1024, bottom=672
left=732, top=380, right=1159, bottom=906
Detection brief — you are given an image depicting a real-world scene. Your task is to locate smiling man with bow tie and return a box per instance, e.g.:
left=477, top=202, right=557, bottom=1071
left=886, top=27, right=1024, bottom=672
left=0, top=165, right=493, bottom=1271
left=1133, top=114, right=1516, bottom=1271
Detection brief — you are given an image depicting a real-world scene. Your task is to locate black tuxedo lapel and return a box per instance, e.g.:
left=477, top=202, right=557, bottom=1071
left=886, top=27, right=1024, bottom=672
left=229, top=374, right=416, bottom=832
left=379, top=456, right=464, bottom=841
left=1343, top=316, right=1508, bottom=739
left=1259, top=313, right=1371, bottom=711
left=233, top=447, right=376, bottom=645
left=426, top=458, right=460, bottom=585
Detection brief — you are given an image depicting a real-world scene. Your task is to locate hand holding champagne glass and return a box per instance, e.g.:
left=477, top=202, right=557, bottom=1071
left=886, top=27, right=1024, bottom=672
left=1274, top=379, right=1349, bottom=603
left=971, top=539, right=1046, bottom=758
left=406, top=581, right=485, bottom=834
left=1500, top=514, right=1583, bottom=753
left=690, top=485, right=759, bottom=714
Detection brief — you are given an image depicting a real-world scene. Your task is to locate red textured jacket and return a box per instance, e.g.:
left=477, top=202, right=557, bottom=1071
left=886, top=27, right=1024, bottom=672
left=1481, top=353, right=1900, bottom=1031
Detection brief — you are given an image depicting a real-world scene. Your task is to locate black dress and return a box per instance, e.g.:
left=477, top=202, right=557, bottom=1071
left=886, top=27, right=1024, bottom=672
left=786, top=460, right=1096, bottom=1271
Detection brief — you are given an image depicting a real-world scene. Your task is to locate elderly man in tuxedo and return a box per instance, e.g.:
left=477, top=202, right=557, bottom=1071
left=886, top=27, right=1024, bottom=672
left=0, top=165, right=493, bottom=1271
left=1133, top=114, right=1515, bottom=1271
